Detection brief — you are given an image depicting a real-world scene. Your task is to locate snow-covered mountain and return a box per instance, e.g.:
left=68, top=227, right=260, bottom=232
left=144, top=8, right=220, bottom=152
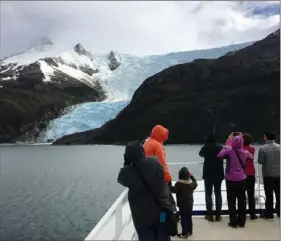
left=0, top=40, right=255, bottom=142
left=1, top=41, right=254, bottom=100
left=0, top=42, right=111, bottom=90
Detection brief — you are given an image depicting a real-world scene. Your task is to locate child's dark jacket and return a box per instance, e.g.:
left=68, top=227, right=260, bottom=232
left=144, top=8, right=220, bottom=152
left=170, top=176, right=198, bottom=212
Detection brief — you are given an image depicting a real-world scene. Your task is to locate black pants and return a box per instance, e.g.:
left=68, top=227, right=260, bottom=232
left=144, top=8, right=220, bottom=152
left=246, top=175, right=256, bottom=216
left=136, top=223, right=171, bottom=241
left=179, top=210, right=192, bottom=235
left=204, top=179, right=222, bottom=216
left=226, top=179, right=246, bottom=226
left=264, top=177, right=280, bottom=218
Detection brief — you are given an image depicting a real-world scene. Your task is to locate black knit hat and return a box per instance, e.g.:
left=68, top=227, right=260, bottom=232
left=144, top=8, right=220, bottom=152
left=179, top=166, right=190, bottom=180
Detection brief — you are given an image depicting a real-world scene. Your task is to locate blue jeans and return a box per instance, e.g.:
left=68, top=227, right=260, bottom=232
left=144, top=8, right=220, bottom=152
left=136, top=223, right=171, bottom=241
left=179, top=210, right=192, bottom=235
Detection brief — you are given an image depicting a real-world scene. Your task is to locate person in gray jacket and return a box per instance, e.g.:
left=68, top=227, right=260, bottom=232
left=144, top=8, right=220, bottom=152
left=258, top=132, right=280, bottom=220
left=117, top=140, right=174, bottom=241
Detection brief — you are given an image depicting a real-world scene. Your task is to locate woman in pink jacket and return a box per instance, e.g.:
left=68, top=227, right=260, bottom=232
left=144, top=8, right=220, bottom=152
left=217, top=136, right=253, bottom=228
left=225, top=132, right=243, bottom=146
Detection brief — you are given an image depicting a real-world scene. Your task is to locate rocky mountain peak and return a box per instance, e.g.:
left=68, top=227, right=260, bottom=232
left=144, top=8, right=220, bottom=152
left=108, top=50, right=121, bottom=71
left=73, top=43, right=93, bottom=60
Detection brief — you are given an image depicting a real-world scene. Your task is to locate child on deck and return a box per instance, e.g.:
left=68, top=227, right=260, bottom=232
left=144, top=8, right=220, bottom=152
left=170, top=167, right=198, bottom=238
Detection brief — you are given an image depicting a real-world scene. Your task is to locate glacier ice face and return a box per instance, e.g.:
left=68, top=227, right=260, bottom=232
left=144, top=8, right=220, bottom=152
left=39, top=101, right=129, bottom=142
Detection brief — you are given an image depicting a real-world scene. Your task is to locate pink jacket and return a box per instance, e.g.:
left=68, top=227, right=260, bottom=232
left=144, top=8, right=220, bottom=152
left=218, top=136, right=253, bottom=181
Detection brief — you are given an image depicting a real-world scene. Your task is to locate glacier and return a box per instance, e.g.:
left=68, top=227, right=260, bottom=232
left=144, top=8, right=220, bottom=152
left=29, top=41, right=254, bottom=142
left=40, top=101, right=129, bottom=142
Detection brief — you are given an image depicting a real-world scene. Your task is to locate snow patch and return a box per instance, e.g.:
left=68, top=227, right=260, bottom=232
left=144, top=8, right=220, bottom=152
left=54, top=62, right=95, bottom=87
left=58, top=50, right=98, bottom=69
left=39, top=60, right=54, bottom=82
left=1, top=77, right=11, bottom=81
left=2, top=44, right=60, bottom=68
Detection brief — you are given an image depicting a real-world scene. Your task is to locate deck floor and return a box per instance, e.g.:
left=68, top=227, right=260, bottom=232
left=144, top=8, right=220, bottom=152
left=172, top=216, right=280, bottom=240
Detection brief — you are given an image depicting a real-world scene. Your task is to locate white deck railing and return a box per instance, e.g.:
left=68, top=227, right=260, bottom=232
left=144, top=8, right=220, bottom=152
left=84, top=161, right=267, bottom=241
left=85, top=188, right=129, bottom=240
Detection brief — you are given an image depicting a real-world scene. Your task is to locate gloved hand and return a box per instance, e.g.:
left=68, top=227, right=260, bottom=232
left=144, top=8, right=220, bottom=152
left=190, top=175, right=196, bottom=181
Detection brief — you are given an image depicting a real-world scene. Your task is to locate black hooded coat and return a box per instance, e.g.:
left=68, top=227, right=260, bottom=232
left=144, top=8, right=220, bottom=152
left=199, top=133, right=224, bottom=181
left=117, top=141, right=173, bottom=229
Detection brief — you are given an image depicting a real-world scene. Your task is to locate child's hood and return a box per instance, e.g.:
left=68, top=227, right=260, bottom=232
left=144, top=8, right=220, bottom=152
left=178, top=178, right=193, bottom=184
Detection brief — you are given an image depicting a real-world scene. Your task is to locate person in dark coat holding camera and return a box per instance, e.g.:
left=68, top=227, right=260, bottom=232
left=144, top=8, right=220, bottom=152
left=118, top=141, right=175, bottom=241
left=199, top=133, right=224, bottom=222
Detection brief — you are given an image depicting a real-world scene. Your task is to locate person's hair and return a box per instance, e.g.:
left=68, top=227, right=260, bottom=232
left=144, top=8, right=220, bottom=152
left=179, top=166, right=190, bottom=180
left=243, top=133, right=253, bottom=146
left=264, top=132, right=276, bottom=140
left=233, top=132, right=242, bottom=136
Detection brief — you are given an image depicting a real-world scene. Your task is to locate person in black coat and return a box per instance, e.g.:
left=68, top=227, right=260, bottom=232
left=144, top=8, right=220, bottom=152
left=199, top=133, right=224, bottom=222
left=117, top=141, right=174, bottom=241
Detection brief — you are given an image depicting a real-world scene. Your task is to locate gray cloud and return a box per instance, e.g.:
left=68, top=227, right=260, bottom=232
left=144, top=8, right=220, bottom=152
left=0, top=1, right=279, bottom=58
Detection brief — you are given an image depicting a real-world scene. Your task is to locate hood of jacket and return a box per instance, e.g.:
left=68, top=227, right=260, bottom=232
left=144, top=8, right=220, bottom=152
left=179, top=179, right=192, bottom=184
left=150, top=125, right=169, bottom=143
left=205, top=133, right=216, bottom=143
left=231, top=136, right=244, bottom=149
left=124, top=140, right=145, bottom=166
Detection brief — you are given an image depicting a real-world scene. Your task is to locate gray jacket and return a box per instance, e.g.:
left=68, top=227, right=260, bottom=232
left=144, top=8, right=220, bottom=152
left=117, top=141, right=172, bottom=229
left=258, top=140, right=280, bottom=177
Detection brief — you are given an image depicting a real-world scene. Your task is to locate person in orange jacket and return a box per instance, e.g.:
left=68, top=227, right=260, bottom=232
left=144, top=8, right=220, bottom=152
left=143, top=125, right=172, bottom=184
left=143, top=125, right=177, bottom=212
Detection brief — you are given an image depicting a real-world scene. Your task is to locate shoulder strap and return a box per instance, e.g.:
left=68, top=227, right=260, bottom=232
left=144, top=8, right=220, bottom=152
left=233, top=149, right=245, bottom=169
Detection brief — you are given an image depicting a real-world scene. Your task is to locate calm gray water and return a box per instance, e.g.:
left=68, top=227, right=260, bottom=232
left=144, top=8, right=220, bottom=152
left=0, top=144, right=261, bottom=241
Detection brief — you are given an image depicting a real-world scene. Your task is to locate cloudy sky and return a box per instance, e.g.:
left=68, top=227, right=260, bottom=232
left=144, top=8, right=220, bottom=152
left=0, top=1, right=280, bottom=58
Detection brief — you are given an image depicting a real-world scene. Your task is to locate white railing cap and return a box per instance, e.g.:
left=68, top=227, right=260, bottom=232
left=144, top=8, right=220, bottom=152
left=84, top=188, right=128, bottom=241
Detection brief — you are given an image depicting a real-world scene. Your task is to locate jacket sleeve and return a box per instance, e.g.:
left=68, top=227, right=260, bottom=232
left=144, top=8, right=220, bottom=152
left=169, top=182, right=180, bottom=193
left=199, top=146, right=205, bottom=157
left=258, top=148, right=266, bottom=165
left=190, top=176, right=198, bottom=190
left=217, top=147, right=228, bottom=159
left=117, top=168, right=128, bottom=187
left=149, top=161, right=172, bottom=213
left=246, top=150, right=253, bottom=160
left=154, top=144, right=172, bottom=183
left=251, top=146, right=256, bottom=158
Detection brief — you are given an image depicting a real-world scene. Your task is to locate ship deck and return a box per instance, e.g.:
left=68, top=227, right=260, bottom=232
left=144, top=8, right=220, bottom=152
left=172, top=216, right=280, bottom=240
left=85, top=162, right=280, bottom=241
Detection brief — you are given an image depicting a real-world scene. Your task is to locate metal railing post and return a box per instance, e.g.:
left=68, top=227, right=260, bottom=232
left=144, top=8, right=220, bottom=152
left=114, top=201, right=123, bottom=240
left=257, top=163, right=262, bottom=211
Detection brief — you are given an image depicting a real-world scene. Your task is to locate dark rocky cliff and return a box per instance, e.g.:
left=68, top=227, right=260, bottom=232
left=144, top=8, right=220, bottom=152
left=0, top=62, right=105, bottom=143
left=53, top=30, right=280, bottom=145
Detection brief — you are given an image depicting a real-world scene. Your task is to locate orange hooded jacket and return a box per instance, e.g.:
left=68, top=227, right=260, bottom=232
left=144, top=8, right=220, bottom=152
left=143, top=125, right=172, bottom=183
